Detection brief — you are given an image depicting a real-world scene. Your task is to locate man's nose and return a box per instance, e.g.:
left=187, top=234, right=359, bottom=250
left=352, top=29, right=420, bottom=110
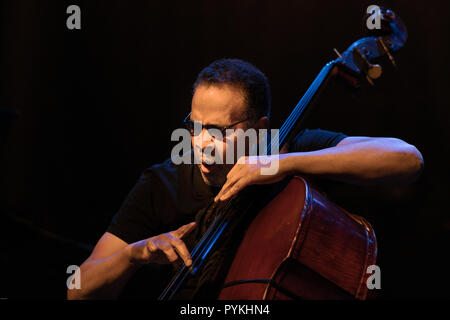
left=201, top=137, right=216, bottom=158
left=201, top=130, right=216, bottom=149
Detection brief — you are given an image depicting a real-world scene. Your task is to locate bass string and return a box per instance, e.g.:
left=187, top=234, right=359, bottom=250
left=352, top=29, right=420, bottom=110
left=277, top=63, right=334, bottom=146
left=185, top=190, right=251, bottom=267
left=188, top=198, right=237, bottom=266
left=160, top=197, right=239, bottom=299
left=266, top=67, right=327, bottom=154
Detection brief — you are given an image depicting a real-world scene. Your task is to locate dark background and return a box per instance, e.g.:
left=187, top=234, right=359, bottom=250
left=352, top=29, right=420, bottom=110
left=1, top=0, right=449, bottom=299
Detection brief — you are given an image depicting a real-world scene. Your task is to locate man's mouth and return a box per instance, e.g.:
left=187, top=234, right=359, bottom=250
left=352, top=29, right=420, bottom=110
left=200, top=162, right=218, bottom=174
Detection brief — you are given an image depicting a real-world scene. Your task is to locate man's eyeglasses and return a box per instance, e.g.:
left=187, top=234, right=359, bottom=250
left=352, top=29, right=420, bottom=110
left=183, top=112, right=252, bottom=137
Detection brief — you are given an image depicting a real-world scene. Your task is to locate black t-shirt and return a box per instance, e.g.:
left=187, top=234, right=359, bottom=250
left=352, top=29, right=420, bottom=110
left=106, top=128, right=347, bottom=299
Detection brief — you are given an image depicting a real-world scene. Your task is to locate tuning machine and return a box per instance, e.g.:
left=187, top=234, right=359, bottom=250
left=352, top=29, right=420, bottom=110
left=353, top=47, right=382, bottom=85
left=377, top=36, right=397, bottom=68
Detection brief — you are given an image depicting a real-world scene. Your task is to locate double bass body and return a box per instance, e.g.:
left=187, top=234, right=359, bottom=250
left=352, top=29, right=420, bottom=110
left=218, top=176, right=377, bottom=300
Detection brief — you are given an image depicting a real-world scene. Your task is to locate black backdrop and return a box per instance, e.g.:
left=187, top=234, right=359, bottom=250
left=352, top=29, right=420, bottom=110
left=1, top=0, right=449, bottom=299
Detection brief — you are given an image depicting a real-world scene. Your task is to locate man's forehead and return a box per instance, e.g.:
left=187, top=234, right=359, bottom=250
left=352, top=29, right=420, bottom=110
left=191, top=84, right=247, bottom=123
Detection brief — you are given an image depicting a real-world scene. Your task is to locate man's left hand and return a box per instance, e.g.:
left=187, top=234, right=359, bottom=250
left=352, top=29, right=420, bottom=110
left=214, top=154, right=291, bottom=202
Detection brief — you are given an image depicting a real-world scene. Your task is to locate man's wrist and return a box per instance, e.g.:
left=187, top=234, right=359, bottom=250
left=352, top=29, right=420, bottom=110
left=280, top=153, right=302, bottom=176
left=126, top=241, right=147, bottom=266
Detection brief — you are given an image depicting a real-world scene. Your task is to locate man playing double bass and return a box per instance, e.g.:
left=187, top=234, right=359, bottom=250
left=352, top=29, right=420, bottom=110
left=67, top=58, right=423, bottom=300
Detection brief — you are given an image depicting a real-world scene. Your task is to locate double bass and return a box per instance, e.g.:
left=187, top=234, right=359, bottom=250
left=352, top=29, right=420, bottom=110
left=159, top=7, right=407, bottom=300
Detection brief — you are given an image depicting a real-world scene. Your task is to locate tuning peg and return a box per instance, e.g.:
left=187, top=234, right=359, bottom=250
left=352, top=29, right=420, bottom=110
left=353, top=47, right=383, bottom=85
left=367, top=64, right=382, bottom=79
left=377, top=37, right=397, bottom=67
left=333, top=48, right=342, bottom=58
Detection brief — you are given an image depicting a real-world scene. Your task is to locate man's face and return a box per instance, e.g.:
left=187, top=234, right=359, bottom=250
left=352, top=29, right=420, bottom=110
left=190, top=84, right=251, bottom=187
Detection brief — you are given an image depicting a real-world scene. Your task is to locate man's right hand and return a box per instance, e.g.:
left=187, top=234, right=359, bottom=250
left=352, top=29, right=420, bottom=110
left=129, top=222, right=197, bottom=267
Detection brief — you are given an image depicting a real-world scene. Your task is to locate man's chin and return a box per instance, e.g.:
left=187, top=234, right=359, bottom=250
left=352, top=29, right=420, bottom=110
left=198, top=165, right=226, bottom=187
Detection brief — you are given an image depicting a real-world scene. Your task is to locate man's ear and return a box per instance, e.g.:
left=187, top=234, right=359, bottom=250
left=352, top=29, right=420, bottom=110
left=254, top=116, right=269, bottom=130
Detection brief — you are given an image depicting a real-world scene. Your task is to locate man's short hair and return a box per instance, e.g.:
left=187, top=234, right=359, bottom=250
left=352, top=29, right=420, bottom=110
left=193, top=58, right=271, bottom=119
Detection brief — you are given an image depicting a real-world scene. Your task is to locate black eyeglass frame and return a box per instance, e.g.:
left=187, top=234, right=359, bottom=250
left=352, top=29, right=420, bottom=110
left=183, top=112, right=253, bottom=137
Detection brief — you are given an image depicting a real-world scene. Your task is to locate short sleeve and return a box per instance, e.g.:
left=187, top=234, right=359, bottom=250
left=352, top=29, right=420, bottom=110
left=106, top=169, right=160, bottom=244
left=289, top=128, right=348, bottom=153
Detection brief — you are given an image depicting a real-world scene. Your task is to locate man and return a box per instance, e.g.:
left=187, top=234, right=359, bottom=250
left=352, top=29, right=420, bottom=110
left=67, top=58, right=423, bottom=300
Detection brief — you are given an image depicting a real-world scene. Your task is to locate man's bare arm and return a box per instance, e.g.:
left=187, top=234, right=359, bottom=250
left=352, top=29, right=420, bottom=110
left=285, top=136, right=424, bottom=185
left=215, top=136, right=424, bottom=201
left=67, top=222, right=196, bottom=300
